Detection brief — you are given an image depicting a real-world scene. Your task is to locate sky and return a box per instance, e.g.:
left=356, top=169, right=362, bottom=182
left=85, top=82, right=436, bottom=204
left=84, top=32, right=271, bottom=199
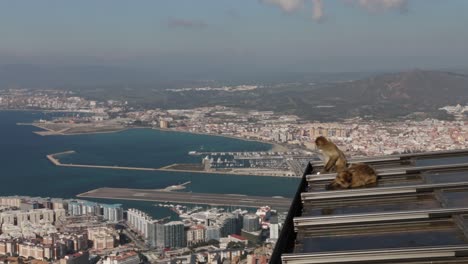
left=1, top=0, right=468, bottom=74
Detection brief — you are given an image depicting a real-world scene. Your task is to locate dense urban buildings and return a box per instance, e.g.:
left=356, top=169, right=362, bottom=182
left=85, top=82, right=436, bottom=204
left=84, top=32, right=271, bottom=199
left=3, top=89, right=467, bottom=158
left=0, top=195, right=278, bottom=263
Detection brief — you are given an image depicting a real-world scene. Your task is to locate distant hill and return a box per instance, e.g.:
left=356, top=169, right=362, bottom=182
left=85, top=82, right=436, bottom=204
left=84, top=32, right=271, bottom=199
left=308, top=70, right=468, bottom=120
left=74, top=69, right=468, bottom=121
left=2, top=65, right=466, bottom=121
left=319, top=70, right=468, bottom=104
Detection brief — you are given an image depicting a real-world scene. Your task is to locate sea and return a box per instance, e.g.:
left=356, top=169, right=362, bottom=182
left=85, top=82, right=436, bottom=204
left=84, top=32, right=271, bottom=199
left=0, top=111, right=300, bottom=218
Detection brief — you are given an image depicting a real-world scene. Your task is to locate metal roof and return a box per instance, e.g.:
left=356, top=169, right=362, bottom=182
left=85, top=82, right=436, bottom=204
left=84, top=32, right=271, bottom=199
left=271, top=149, right=468, bottom=264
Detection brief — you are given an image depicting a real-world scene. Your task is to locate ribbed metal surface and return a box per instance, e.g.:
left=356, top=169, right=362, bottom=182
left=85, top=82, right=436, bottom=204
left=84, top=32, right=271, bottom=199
left=271, top=149, right=468, bottom=264
left=301, top=181, right=468, bottom=201
left=307, top=162, right=468, bottom=182
left=282, top=246, right=468, bottom=264
left=293, top=207, right=468, bottom=228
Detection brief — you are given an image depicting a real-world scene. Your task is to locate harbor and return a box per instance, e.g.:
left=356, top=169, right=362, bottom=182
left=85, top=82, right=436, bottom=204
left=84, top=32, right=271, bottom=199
left=46, top=151, right=161, bottom=171
left=46, top=150, right=304, bottom=177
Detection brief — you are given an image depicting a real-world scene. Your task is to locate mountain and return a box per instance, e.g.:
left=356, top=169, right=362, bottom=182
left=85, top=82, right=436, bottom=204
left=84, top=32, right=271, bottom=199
left=309, top=70, right=468, bottom=120
left=3, top=65, right=466, bottom=121
left=323, top=70, right=468, bottom=104
left=76, top=69, right=468, bottom=121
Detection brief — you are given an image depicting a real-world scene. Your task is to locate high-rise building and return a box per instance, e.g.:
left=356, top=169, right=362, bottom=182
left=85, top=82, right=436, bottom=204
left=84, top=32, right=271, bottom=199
left=186, top=225, right=205, bottom=246
left=126, top=208, right=165, bottom=248
left=127, top=209, right=153, bottom=239
left=160, top=120, right=169, bottom=129
left=0, top=197, right=21, bottom=207
left=19, top=200, right=40, bottom=211
left=146, top=220, right=166, bottom=248
left=81, top=201, right=99, bottom=216
left=102, top=204, right=123, bottom=222
left=155, top=221, right=165, bottom=248
left=219, top=213, right=238, bottom=237
left=54, top=208, right=66, bottom=222
left=242, top=214, right=260, bottom=232
left=205, top=225, right=221, bottom=241
left=164, top=221, right=186, bottom=249
left=68, top=201, right=82, bottom=216
left=269, top=216, right=279, bottom=240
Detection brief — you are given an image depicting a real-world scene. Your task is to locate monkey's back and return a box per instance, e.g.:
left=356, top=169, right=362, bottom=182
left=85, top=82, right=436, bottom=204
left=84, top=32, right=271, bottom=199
left=348, top=163, right=377, bottom=187
left=335, top=147, right=348, bottom=173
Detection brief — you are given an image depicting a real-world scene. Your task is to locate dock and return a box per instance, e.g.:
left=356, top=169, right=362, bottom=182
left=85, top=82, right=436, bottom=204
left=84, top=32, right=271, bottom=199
left=46, top=150, right=76, bottom=165
left=46, top=151, right=301, bottom=177
left=46, top=151, right=161, bottom=171
left=77, top=187, right=292, bottom=209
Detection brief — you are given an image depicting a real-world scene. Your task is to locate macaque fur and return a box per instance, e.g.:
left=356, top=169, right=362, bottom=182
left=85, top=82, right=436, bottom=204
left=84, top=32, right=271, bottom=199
left=315, top=136, right=348, bottom=173
left=326, top=163, right=377, bottom=190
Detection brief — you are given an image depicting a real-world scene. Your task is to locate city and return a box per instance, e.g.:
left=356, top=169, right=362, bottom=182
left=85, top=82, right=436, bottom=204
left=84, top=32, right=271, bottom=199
left=0, top=195, right=278, bottom=263
left=3, top=88, right=467, bottom=158
left=1, top=1, right=468, bottom=263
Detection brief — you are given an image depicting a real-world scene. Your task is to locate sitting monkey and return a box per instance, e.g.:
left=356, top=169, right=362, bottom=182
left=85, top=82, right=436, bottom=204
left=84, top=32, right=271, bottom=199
left=326, top=163, right=377, bottom=190
left=315, top=136, right=348, bottom=173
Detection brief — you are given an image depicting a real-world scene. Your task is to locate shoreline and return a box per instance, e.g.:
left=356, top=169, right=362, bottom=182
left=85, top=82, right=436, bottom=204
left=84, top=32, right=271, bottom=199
left=31, top=124, right=145, bottom=137
left=10, top=109, right=290, bottom=152
left=152, top=127, right=288, bottom=152
left=25, top=121, right=288, bottom=152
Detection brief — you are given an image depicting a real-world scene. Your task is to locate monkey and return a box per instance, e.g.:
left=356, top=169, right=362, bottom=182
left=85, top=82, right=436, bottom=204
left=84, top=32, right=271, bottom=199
left=315, top=136, right=348, bottom=173
left=326, top=163, right=377, bottom=190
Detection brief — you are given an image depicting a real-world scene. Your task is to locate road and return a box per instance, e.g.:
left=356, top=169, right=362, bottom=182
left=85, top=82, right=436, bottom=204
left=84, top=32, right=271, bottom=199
left=78, top=187, right=292, bottom=209
left=286, top=159, right=305, bottom=176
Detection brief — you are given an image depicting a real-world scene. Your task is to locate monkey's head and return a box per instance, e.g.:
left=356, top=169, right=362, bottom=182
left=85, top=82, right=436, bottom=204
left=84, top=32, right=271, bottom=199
left=315, top=136, right=328, bottom=149
left=326, top=171, right=352, bottom=190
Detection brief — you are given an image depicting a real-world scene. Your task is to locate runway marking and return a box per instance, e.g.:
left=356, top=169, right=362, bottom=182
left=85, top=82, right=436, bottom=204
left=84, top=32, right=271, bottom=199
left=77, top=187, right=292, bottom=209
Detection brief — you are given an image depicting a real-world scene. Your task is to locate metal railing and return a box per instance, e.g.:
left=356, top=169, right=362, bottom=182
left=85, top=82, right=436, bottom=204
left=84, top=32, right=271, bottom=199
left=270, top=163, right=313, bottom=264
left=293, top=207, right=468, bottom=228
left=301, top=181, right=468, bottom=201
left=307, top=162, right=468, bottom=182
left=281, top=245, right=468, bottom=264
left=310, top=149, right=468, bottom=167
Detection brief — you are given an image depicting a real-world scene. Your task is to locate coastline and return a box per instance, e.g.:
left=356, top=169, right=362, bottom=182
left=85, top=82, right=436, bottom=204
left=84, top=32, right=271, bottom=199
left=8, top=108, right=288, bottom=152
left=152, top=127, right=288, bottom=152
left=32, top=125, right=142, bottom=136
left=25, top=121, right=287, bottom=152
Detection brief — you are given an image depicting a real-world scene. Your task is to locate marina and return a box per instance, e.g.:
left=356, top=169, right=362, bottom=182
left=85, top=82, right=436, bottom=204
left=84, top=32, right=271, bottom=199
left=46, top=150, right=303, bottom=177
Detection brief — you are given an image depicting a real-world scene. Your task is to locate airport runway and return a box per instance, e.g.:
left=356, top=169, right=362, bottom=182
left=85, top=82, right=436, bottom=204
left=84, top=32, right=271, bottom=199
left=77, top=187, right=292, bottom=209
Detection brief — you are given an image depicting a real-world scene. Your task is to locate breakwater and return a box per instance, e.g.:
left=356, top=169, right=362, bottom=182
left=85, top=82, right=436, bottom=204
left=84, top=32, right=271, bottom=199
left=46, top=151, right=300, bottom=177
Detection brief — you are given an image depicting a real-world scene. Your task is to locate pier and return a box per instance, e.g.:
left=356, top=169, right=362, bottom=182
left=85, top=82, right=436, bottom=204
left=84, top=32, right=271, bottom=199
left=47, top=151, right=161, bottom=171
left=77, top=187, right=292, bottom=209
left=189, top=151, right=310, bottom=156
left=46, top=151, right=301, bottom=177
left=46, top=150, right=76, bottom=165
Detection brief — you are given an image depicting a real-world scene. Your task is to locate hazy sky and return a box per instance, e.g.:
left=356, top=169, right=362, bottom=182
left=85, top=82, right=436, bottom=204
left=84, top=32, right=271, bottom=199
left=1, top=0, right=468, bottom=73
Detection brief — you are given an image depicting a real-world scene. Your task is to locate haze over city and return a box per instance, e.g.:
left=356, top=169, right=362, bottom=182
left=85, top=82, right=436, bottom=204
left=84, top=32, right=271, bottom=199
left=1, top=0, right=468, bottom=77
